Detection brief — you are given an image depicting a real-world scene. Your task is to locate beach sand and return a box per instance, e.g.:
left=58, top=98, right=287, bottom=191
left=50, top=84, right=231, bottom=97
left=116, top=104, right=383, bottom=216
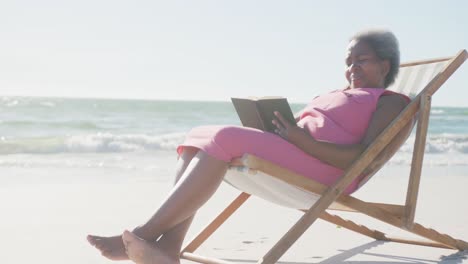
left=1, top=152, right=467, bottom=264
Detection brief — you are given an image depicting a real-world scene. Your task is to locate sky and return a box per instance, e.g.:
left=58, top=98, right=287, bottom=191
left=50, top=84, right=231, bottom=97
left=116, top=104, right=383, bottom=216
left=1, top=0, right=467, bottom=106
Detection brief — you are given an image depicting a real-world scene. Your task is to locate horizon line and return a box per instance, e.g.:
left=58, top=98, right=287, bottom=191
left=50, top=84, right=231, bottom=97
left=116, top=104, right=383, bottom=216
left=1, top=93, right=466, bottom=108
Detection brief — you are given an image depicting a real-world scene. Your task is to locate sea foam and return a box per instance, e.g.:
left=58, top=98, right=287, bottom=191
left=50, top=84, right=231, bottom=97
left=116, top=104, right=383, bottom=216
left=2, top=132, right=468, bottom=156
left=0, top=133, right=186, bottom=154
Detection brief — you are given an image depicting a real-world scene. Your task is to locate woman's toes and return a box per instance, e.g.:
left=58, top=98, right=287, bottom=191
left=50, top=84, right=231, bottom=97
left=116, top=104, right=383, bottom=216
left=122, top=230, right=144, bottom=257
left=87, top=235, right=105, bottom=249
left=122, top=230, right=151, bottom=263
left=86, top=234, right=129, bottom=260
left=122, top=230, right=139, bottom=246
left=87, top=235, right=97, bottom=245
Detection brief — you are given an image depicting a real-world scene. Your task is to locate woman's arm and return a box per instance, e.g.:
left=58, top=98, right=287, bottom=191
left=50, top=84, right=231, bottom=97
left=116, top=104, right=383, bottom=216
left=273, top=94, right=408, bottom=170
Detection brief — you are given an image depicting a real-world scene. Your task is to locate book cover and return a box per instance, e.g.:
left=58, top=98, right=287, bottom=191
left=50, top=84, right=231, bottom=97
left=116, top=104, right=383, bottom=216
left=231, top=97, right=296, bottom=132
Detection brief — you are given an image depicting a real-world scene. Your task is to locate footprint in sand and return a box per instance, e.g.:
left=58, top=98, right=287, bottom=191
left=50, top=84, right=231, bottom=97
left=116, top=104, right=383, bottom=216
left=242, top=237, right=270, bottom=244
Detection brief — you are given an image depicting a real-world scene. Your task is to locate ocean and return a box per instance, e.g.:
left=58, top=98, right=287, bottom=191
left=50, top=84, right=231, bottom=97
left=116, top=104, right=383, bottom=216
left=1, top=96, right=468, bottom=173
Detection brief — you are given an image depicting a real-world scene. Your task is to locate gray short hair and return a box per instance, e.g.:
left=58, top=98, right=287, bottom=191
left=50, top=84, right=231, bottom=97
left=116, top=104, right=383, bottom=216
left=351, top=29, right=400, bottom=88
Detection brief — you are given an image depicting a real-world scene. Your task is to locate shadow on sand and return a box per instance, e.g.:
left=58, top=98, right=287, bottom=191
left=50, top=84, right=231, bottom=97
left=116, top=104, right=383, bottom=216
left=221, top=241, right=467, bottom=264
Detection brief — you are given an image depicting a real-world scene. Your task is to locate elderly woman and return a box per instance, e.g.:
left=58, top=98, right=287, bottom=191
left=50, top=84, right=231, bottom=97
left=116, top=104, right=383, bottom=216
left=88, top=29, right=410, bottom=264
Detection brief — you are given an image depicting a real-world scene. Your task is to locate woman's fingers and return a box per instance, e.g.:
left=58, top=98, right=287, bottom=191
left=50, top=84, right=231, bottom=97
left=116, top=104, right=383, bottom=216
left=272, top=118, right=284, bottom=130
left=272, top=113, right=288, bottom=138
left=274, top=111, right=291, bottom=128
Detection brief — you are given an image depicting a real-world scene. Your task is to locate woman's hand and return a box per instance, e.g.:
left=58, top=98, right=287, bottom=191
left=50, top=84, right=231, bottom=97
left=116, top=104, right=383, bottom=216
left=272, top=111, right=308, bottom=142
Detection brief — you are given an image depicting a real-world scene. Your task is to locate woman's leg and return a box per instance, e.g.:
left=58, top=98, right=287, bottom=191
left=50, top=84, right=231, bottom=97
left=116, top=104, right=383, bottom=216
left=122, top=148, right=199, bottom=264
left=88, top=148, right=228, bottom=260
left=87, top=147, right=198, bottom=259
left=133, top=150, right=228, bottom=240
left=149, top=147, right=198, bottom=257
left=87, top=147, right=198, bottom=260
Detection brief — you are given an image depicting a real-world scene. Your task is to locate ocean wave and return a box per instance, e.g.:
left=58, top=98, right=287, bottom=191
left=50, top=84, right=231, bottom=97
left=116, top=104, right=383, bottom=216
left=39, top=101, right=56, bottom=107
left=431, top=109, right=445, bottom=114
left=399, top=134, right=468, bottom=154
left=0, top=133, right=186, bottom=154
left=1, top=97, right=28, bottom=107
left=387, top=153, right=468, bottom=166
left=1, top=120, right=102, bottom=130
left=2, top=132, right=468, bottom=156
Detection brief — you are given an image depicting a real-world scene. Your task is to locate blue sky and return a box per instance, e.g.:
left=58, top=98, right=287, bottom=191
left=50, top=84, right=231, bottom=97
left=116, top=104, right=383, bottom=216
left=1, top=0, right=467, bottom=106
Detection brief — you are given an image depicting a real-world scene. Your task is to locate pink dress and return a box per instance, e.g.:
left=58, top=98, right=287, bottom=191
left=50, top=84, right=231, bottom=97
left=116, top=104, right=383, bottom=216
left=177, top=88, right=408, bottom=194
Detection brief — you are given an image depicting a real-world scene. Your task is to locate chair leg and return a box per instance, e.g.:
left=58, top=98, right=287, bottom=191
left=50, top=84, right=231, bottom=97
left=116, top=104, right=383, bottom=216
left=318, top=211, right=387, bottom=240
left=338, top=196, right=468, bottom=250
left=408, top=222, right=468, bottom=250
left=181, top=193, right=468, bottom=264
left=319, top=212, right=454, bottom=249
left=405, top=95, right=431, bottom=228
left=256, top=197, right=334, bottom=263
left=181, top=192, right=250, bottom=254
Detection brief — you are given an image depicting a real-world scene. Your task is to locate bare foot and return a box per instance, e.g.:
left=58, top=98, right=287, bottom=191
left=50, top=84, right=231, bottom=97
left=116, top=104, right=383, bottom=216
left=122, top=230, right=180, bottom=264
left=87, top=234, right=128, bottom=261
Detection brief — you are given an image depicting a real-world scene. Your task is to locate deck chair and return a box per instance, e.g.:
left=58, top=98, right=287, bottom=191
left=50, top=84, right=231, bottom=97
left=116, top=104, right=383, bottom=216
left=180, top=50, right=468, bottom=264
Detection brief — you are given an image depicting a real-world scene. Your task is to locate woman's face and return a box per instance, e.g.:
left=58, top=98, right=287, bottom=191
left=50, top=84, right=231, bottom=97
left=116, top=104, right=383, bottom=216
left=345, top=39, right=390, bottom=89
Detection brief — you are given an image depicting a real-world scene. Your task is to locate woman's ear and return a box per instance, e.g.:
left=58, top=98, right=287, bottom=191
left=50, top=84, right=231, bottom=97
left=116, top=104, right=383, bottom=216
left=381, top=60, right=390, bottom=77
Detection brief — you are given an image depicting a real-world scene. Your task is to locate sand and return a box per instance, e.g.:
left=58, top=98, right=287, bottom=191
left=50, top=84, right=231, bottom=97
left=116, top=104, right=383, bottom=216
left=1, top=157, right=467, bottom=264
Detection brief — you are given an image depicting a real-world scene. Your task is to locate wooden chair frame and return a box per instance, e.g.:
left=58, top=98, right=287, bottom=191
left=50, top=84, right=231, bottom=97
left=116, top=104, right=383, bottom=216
left=180, top=50, right=468, bottom=264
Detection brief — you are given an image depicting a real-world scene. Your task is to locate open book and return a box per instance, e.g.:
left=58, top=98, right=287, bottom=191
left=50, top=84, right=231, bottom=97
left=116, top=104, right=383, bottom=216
left=231, top=97, right=296, bottom=133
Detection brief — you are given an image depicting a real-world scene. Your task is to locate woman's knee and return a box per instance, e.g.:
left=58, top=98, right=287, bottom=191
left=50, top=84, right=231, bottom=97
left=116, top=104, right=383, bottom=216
left=211, top=126, right=251, bottom=146
left=212, top=126, right=238, bottom=138
left=180, top=146, right=199, bottom=161
left=175, top=147, right=199, bottom=182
